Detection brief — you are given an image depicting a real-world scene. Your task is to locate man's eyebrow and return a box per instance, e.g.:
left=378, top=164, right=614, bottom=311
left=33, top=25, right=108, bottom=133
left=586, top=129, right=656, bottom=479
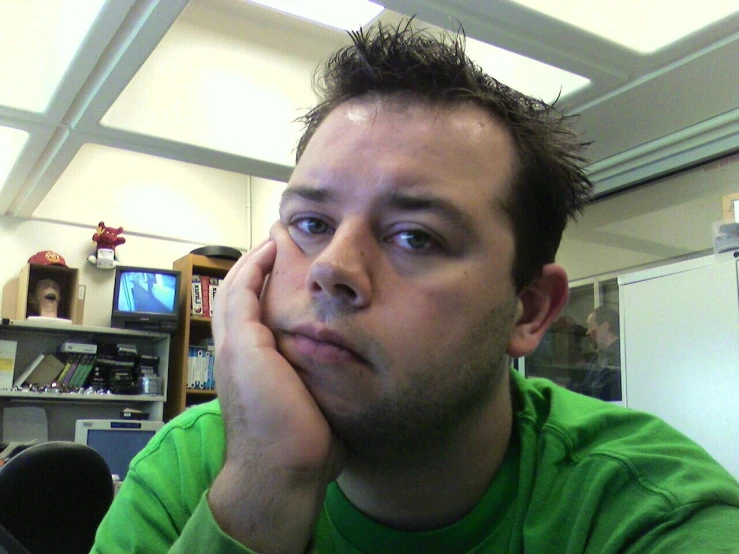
left=280, top=186, right=482, bottom=235
left=279, top=186, right=337, bottom=211
left=386, top=192, right=477, bottom=234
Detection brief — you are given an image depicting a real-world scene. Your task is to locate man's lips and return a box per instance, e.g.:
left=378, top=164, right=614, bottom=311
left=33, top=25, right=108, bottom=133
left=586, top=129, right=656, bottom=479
left=283, top=326, right=368, bottom=366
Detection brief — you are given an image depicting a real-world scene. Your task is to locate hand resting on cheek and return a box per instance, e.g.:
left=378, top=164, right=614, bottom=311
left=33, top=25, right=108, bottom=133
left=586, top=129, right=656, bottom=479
left=208, top=236, right=346, bottom=554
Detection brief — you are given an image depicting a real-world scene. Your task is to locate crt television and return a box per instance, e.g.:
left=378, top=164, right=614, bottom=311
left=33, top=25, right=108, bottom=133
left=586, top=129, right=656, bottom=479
left=74, top=419, right=164, bottom=480
left=111, top=266, right=181, bottom=332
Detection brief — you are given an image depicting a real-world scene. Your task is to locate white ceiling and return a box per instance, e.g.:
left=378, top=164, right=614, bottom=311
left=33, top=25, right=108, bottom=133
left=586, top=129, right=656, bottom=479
left=0, top=0, right=737, bottom=218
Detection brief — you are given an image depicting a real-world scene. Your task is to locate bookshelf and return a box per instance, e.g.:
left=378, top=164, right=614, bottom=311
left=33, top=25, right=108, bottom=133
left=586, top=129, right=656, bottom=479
left=0, top=319, right=170, bottom=441
left=165, top=253, right=235, bottom=420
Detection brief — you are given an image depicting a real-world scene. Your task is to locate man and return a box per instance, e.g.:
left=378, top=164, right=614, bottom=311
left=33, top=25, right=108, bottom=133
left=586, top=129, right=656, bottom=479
left=91, top=23, right=739, bottom=553
left=581, top=305, right=621, bottom=401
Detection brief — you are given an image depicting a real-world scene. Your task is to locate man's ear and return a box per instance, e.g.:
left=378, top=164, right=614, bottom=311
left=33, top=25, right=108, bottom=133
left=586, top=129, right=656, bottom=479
left=507, top=263, right=569, bottom=359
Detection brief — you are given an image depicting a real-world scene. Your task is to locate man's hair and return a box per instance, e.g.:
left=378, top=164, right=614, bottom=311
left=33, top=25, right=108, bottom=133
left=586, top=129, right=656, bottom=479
left=593, top=306, right=620, bottom=335
left=296, top=21, right=593, bottom=291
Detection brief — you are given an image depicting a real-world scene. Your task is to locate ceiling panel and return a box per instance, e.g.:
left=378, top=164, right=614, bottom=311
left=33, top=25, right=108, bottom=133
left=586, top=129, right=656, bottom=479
left=99, top=0, right=336, bottom=166
left=507, top=0, right=738, bottom=53
left=0, top=0, right=106, bottom=113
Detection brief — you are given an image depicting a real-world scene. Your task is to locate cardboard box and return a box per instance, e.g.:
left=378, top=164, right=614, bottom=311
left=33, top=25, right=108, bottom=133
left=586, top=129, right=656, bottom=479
left=1, top=264, right=85, bottom=324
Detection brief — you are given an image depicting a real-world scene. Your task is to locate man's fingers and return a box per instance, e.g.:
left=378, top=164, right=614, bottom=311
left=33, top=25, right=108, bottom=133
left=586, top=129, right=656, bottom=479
left=212, top=239, right=276, bottom=344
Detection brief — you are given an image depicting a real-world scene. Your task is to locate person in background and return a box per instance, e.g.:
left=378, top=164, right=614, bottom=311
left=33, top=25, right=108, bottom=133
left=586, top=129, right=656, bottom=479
left=582, top=305, right=622, bottom=401
left=90, top=21, right=739, bottom=553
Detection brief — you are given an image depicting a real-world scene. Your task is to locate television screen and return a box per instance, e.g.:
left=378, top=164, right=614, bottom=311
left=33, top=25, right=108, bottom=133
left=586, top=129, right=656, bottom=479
left=111, top=266, right=181, bottom=332
left=116, top=270, right=177, bottom=315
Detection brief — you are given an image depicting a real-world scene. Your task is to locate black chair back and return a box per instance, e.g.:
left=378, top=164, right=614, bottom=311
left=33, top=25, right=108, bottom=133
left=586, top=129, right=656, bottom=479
left=0, top=441, right=113, bottom=554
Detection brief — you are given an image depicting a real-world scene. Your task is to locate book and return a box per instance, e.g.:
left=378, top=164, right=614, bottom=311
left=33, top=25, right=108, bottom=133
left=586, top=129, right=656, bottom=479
left=70, top=354, right=96, bottom=388
left=61, top=354, right=83, bottom=386
left=191, top=277, right=204, bottom=316
left=0, top=339, right=17, bottom=390
left=187, top=347, right=195, bottom=388
left=206, top=338, right=216, bottom=389
left=55, top=354, right=79, bottom=384
left=201, top=276, right=210, bottom=319
left=24, top=354, right=65, bottom=385
left=195, top=347, right=205, bottom=389
left=208, top=277, right=220, bottom=317
left=13, top=352, right=46, bottom=387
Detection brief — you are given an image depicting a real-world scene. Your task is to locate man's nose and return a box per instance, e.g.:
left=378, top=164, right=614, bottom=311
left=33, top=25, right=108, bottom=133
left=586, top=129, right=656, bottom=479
left=306, top=222, right=374, bottom=308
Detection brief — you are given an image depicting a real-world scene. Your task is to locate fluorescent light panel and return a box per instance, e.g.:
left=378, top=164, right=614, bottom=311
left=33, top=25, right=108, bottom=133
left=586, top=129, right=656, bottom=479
left=0, top=126, right=30, bottom=193
left=245, top=0, right=384, bottom=31
left=465, top=37, right=590, bottom=102
left=0, top=0, right=105, bottom=112
left=509, top=0, right=739, bottom=53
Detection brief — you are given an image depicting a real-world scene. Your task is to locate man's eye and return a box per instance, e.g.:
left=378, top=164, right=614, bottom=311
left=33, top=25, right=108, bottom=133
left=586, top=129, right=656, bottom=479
left=393, top=230, right=435, bottom=251
left=295, top=217, right=331, bottom=235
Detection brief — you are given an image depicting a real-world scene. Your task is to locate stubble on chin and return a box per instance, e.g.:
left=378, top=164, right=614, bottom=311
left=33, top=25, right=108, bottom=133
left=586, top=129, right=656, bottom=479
left=325, top=302, right=517, bottom=465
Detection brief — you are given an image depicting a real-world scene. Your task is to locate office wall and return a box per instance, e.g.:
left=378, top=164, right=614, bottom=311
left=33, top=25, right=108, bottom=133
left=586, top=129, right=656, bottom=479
left=0, top=147, right=287, bottom=327
left=558, top=153, right=739, bottom=281
left=250, top=177, right=287, bottom=244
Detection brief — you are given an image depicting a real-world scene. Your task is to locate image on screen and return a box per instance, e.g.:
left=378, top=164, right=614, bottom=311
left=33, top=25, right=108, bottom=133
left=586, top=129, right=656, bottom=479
left=87, top=429, right=156, bottom=479
left=116, top=271, right=177, bottom=314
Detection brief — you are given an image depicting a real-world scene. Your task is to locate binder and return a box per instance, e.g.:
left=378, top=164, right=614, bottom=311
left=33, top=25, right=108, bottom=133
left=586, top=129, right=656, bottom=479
left=13, top=352, right=46, bottom=388
left=23, top=355, right=65, bottom=385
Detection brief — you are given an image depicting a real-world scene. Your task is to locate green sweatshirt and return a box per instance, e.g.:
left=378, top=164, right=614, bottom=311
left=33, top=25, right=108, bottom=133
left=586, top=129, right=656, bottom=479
left=91, top=370, right=739, bottom=553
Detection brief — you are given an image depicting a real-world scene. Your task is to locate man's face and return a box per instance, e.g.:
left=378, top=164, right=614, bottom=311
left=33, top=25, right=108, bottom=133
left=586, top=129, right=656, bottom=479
left=586, top=313, right=604, bottom=349
left=261, top=99, right=522, bottom=452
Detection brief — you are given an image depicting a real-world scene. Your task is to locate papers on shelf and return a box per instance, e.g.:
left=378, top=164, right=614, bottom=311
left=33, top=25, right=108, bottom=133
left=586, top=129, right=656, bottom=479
left=0, top=339, right=18, bottom=390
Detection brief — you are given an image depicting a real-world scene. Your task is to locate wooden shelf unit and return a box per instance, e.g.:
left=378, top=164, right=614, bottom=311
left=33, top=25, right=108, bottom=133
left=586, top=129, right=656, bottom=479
left=165, top=254, right=235, bottom=420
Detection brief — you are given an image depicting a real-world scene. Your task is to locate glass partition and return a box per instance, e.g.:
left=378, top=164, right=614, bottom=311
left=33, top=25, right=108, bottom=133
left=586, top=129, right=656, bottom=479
left=520, top=276, right=622, bottom=402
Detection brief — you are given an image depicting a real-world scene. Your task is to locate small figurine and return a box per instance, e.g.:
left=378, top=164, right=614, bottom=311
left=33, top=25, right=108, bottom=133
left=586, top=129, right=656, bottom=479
left=88, top=221, right=126, bottom=269
left=28, top=278, right=62, bottom=318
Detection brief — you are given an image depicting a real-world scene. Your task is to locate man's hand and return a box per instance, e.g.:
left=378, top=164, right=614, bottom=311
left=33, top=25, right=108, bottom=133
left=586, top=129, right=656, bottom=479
left=209, top=238, right=345, bottom=554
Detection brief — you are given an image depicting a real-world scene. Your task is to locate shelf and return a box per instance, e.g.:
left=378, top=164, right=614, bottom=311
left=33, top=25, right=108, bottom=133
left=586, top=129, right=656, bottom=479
left=191, top=316, right=212, bottom=325
left=0, top=321, right=171, bottom=431
left=186, top=389, right=216, bottom=396
left=0, top=391, right=165, bottom=402
left=0, top=318, right=169, bottom=339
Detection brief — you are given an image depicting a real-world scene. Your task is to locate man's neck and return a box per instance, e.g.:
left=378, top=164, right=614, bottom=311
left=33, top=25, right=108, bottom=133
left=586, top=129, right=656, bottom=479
left=336, top=371, right=513, bottom=531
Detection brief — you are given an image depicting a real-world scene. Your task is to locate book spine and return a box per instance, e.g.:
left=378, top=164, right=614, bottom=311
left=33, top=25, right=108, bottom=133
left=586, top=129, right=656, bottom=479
left=61, top=354, right=82, bottom=386
left=187, top=347, right=195, bottom=389
left=208, top=278, right=220, bottom=318
left=201, top=276, right=210, bottom=319
left=56, top=354, right=77, bottom=384
left=68, top=355, right=84, bottom=387
left=191, top=277, right=204, bottom=316
left=203, top=349, right=212, bottom=390
left=13, top=352, right=45, bottom=388
left=71, top=355, right=96, bottom=388
left=207, top=341, right=216, bottom=390
left=197, top=348, right=206, bottom=389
